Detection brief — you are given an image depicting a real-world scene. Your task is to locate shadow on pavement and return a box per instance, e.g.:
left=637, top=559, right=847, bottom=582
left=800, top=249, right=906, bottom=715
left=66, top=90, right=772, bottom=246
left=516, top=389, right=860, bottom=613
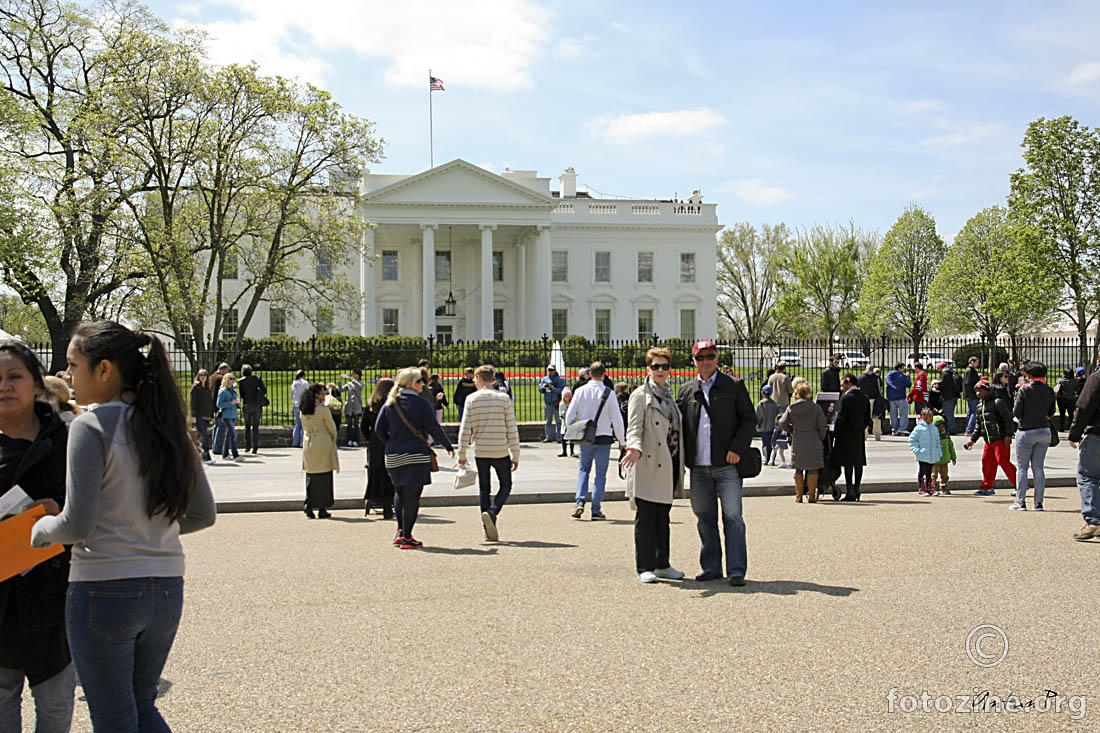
left=493, top=540, right=578, bottom=549
left=420, top=546, right=499, bottom=556
left=413, top=515, right=456, bottom=525
left=678, top=579, right=860, bottom=598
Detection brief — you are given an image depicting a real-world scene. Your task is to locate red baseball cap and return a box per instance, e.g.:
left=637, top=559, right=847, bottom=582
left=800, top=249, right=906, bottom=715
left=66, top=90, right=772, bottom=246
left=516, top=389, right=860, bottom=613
left=692, top=339, right=718, bottom=356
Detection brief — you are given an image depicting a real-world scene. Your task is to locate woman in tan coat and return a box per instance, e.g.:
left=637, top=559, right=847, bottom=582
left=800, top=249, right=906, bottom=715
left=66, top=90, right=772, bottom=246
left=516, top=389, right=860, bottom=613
left=300, top=382, right=339, bottom=518
left=621, top=347, right=685, bottom=584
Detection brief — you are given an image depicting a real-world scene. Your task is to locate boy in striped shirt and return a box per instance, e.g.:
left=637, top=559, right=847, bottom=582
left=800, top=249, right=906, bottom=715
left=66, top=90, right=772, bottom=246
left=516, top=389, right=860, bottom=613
left=457, top=365, right=521, bottom=540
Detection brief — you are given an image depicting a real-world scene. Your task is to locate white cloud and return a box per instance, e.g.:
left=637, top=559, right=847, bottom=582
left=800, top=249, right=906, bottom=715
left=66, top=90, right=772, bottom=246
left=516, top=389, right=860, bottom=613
left=610, top=22, right=629, bottom=33
left=920, top=124, right=1002, bottom=148
left=555, top=38, right=586, bottom=60
left=1068, top=61, right=1100, bottom=85
left=174, top=0, right=551, bottom=90
left=719, top=178, right=792, bottom=205
left=584, top=107, right=726, bottom=144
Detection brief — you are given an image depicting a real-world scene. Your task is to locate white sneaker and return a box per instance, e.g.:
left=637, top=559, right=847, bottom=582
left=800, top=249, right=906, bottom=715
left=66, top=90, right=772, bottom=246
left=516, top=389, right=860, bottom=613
left=481, top=511, right=499, bottom=541
left=653, top=566, right=685, bottom=580
left=1009, top=502, right=1027, bottom=511
left=638, top=571, right=659, bottom=584
left=780, top=462, right=789, bottom=469
left=204, top=458, right=216, bottom=465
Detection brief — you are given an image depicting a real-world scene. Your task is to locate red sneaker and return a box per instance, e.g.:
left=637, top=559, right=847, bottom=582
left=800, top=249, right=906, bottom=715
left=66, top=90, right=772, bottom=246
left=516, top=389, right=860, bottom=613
left=393, top=531, right=404, bottom=546
left=399, top=536, right=423, bottom=550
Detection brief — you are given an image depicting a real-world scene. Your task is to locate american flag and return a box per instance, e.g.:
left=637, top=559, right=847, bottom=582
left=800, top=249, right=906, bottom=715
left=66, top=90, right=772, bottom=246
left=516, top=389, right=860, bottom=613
left=430, top=76, right=445, bottom=92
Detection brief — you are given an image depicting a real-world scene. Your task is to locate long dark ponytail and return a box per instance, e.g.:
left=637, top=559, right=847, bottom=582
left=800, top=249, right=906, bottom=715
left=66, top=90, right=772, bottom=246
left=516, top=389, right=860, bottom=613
left=71, top=321, right=197, bottom=521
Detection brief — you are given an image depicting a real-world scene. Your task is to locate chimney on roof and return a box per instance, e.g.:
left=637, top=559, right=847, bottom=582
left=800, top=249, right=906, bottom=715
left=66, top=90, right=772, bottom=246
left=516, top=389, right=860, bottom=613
left=559, top=167, right=577, bottom=199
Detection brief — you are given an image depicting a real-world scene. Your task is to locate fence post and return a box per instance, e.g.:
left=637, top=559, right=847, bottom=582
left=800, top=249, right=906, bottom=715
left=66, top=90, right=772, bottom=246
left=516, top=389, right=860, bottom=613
left=427, top=334, right=435, bottom=366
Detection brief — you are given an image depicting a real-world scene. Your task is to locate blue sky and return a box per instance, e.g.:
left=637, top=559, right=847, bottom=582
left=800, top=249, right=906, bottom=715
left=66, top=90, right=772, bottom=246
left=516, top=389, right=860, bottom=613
left=145, top=0, right=1100, bottom=241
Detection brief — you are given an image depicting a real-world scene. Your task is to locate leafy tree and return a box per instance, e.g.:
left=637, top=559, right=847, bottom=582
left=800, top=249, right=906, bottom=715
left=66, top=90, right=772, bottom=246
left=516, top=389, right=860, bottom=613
left=0, top=0, right=156, bottom=370
left=715, top=222, right=791, bottom=342
left=0, top=291, right=49, bottom=341
left=860, top=204, right=946, bottom=353
left=1008, top=115, right=1100, bottom=365
left=773, top=222, right=866, bottom=347
left=930, top=206, right=1057, bottom=364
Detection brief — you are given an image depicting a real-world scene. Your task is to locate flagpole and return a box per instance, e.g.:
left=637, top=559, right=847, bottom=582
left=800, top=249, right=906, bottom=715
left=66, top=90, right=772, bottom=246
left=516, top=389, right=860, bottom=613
left=429, top=68, right=434, bottom=168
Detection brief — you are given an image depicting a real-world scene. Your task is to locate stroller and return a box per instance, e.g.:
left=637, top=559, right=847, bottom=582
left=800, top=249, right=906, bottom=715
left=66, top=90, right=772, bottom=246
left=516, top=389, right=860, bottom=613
left=819, top=431, right=843, bottom=501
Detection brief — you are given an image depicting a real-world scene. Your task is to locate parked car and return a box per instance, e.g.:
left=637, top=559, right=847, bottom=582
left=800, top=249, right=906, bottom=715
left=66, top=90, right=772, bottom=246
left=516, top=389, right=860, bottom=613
left=774, top=348, right=801, bottom=366
left=907, top=352, right=952, bottom=369
left=834, top=350, right=870, bottom=369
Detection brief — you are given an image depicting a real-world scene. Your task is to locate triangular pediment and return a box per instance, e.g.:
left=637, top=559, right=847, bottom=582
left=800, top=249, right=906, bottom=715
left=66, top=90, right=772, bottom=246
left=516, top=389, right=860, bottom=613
left=364, top=160, right=555, bottom=208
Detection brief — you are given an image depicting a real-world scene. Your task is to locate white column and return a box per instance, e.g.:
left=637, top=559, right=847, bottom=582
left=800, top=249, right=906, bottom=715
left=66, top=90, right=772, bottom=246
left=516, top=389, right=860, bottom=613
left=360, top=226, right=375, bottom=336
left=535, top=226, right=552, bottom=338
left=421, top=224, right=437, bottom=338
left=480, top=224, right=495, bottom=340
left=515, top=242, right=527, bottom=339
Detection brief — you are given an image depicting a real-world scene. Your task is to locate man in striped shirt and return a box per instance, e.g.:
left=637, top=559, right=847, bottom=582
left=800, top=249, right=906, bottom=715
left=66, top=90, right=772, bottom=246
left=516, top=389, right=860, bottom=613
left=457, top=364, right=521, bottom=540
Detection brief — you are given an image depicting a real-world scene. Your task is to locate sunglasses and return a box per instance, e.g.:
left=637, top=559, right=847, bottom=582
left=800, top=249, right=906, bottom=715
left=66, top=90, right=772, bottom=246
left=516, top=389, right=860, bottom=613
left=693, top=353, right=717, bottom=361
left=414, top=378, right=423, bottom=384
left=649, top=363, right=671, bottom=371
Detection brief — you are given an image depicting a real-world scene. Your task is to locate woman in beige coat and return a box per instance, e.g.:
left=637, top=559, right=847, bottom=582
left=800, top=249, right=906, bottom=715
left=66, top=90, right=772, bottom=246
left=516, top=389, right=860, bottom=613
left=300, top=382, right=340, bottom=518
left=621, top=347, right=686, bottom=584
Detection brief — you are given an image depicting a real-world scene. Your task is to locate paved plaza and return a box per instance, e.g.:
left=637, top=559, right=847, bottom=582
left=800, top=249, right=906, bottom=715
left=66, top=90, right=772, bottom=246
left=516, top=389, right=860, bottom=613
left=36, top=437, right=1098, bottom=732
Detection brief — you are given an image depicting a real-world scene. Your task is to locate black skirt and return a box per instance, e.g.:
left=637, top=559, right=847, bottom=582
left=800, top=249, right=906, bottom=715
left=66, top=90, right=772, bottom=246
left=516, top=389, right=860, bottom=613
left=305, top=472, right=334, bottom=509
left=365, top=433, right=394, bottom=504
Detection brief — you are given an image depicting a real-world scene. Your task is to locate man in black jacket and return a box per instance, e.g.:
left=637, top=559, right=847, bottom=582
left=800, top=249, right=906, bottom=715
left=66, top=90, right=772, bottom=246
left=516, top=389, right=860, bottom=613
left=1068, top=360, right=1100, bottom=540
left=677, top=339, right=756, bottom=586
left=938, top=363, right=962, bottom=434
left=453, top=367, right=477, bottom=420
left=821, top=356, right=841, bottom=393
left=965, top=380, right=1016, bottom=496
left=963, top=356, right=981, bottom=435
left=237, top=364, right=267, bottom=455
left=857, top=365, right=883, bottom=440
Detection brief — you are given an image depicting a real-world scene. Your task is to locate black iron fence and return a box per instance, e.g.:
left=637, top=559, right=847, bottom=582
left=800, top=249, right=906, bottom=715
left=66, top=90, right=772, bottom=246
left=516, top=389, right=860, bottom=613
left=24, top=335, right=1097, bottom=427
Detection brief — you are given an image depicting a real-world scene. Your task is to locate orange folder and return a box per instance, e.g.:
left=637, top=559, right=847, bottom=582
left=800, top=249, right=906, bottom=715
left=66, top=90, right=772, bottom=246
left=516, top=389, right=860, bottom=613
left=0, top=505, right=63, bottom=583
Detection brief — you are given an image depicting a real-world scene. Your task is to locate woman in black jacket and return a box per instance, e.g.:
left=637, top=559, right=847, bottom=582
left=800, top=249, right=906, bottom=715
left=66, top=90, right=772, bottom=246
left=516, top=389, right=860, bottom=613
left=363, top=378, right=395, bottom=518
left=190, top=369, right=216, bottom=465
left=1010, top=361, right=1056, bottom=511
left=0, top=341, right=74, bottom=731
left=1055, top=368, right=1078, bottom=431
left=830, top=374, right=871, bottom=501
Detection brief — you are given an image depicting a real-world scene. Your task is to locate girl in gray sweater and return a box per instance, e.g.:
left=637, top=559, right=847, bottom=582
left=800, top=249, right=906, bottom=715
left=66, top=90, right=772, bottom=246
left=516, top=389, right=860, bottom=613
left=32, top=321, right=216, bottom=732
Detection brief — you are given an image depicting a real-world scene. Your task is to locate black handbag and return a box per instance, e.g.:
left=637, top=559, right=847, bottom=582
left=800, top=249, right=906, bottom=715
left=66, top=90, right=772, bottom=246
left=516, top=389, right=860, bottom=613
left=1050, top=418, right=1060, bottom=447
left=736, top=446, right=762, bottom=478
left=564, top=386, right=612, bottom=445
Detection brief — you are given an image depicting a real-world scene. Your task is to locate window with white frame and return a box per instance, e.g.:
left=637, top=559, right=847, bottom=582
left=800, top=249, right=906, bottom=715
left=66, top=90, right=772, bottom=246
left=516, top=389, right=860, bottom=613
left=382, top=251, right=398, bottom=281
left=680, top=309, right=696, bottom=342
left=551, top=250, right=568, bottom=282
left=223, top=308, right=239, bottom=338
left=594, top=308, right=611, bottom=343
left=382, top=308, right=399, bottom=335
left=316, top=306, right=333, bottom=335
left=436, top=325, right=453, bottom=345
left=637, top=309, right=654, bottom=341
left=637, top=252, right=654, bottom=283
left=435, top=251, right=451, bottom=281
left=493, top=308, right=504, bottom=341
left=492, top=251, right=504, bottom=282
left=552, top=308, right=568, bottom=340
left=269, top=308, right=286, bottom=336
left=680, top=252, right=696, bottom=284
left=315, top=252, right=333, bottom=280
left=224, top=251, right=238, bottom=280
left=594, top=251, right=611, bottom=282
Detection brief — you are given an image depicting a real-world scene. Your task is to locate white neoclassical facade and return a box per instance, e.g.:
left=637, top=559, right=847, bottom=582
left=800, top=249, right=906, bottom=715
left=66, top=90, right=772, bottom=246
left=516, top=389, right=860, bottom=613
left=229, top=159, right=721, bottom=343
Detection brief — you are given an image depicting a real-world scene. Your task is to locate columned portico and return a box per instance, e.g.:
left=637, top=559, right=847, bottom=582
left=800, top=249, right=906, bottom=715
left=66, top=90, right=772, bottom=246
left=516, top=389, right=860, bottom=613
left=515, top=242, right=527, bottom=338
left=421, top=224, right=437, bottom=338
left=360, top=227, right=375, bottom=336
left=480, top=224, right=495, bottom=340
left=535, top=226, right=553, bottom=337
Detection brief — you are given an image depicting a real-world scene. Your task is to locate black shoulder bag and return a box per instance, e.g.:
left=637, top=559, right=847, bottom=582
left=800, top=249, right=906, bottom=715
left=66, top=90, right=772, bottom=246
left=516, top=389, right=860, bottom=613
left=697, top=385, right=761, bottom=479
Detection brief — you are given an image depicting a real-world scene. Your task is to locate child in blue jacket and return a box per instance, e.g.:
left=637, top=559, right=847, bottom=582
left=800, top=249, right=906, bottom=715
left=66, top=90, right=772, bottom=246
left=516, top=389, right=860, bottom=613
left=909, top=408, right=942, bottom=495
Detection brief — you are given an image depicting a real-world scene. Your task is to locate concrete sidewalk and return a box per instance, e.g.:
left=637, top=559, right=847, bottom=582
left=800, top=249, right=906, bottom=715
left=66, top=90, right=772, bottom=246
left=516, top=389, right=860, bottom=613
left=207, top=432, right=1082, bottom=513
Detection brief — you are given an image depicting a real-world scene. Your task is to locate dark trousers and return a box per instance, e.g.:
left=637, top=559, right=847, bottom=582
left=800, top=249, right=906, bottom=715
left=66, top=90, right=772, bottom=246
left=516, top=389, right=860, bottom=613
left=843, top=465, right=863, bottom=494
left=194, top=417, right=211, bottom=459
left=476, top=456, right=513, bottom=516
left=634, top=498, right=671, bottom=573
left=1058, top=398, right=1076, bottom=430
left=917, top=461, right=934, bottom=489
left=242, top=404, right=262, bottom=451
left=394, top=483, right=424, bottom=538
left=760, top=431, right=774, bottom=463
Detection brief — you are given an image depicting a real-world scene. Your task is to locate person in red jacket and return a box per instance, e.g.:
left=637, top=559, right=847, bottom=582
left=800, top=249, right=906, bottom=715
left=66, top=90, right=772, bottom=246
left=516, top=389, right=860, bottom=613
left=909, top=362, right=929, bottom=408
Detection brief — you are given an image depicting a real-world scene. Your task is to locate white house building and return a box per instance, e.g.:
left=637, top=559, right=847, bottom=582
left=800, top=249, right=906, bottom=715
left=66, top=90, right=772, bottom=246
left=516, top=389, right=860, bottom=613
left=231, top=159, right=721, bottom=343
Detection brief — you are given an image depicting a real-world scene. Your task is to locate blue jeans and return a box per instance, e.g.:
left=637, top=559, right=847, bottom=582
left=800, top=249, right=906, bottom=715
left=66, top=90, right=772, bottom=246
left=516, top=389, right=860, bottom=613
left=0, top=663, right=75, bottom=733
left=346, top=412, right=362, bottom=444
left=576, top=442, right=612, bottom=513
left=67, top=577, right=184, bottom=733
left=221, top=418, right=239, bottom=458
left=194, top=417, right=211, bottom=459
left=889, top=400, right=908, bottom=433
left=942, top=399, right=957, bottom=434
left=476, top=456, right=513, bottom=516
left=966, top=398, right=980, bottom=435
left=544, top=402, right=561, bottom=441
left=211, top=416, right=226, bottom=454
left=689, top=464, right=747, bottom=578
left=1015, top=427, right=1050, bottom=505
left=1078, top=434, right=1100, bottom=525
left=292, top=405, right=303, bottom=448
left=760, top=431, right=774, bottom=464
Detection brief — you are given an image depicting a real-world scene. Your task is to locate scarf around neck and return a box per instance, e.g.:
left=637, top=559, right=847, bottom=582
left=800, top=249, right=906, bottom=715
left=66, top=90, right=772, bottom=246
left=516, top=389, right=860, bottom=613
left=643, top=377, right=679, bottom=427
